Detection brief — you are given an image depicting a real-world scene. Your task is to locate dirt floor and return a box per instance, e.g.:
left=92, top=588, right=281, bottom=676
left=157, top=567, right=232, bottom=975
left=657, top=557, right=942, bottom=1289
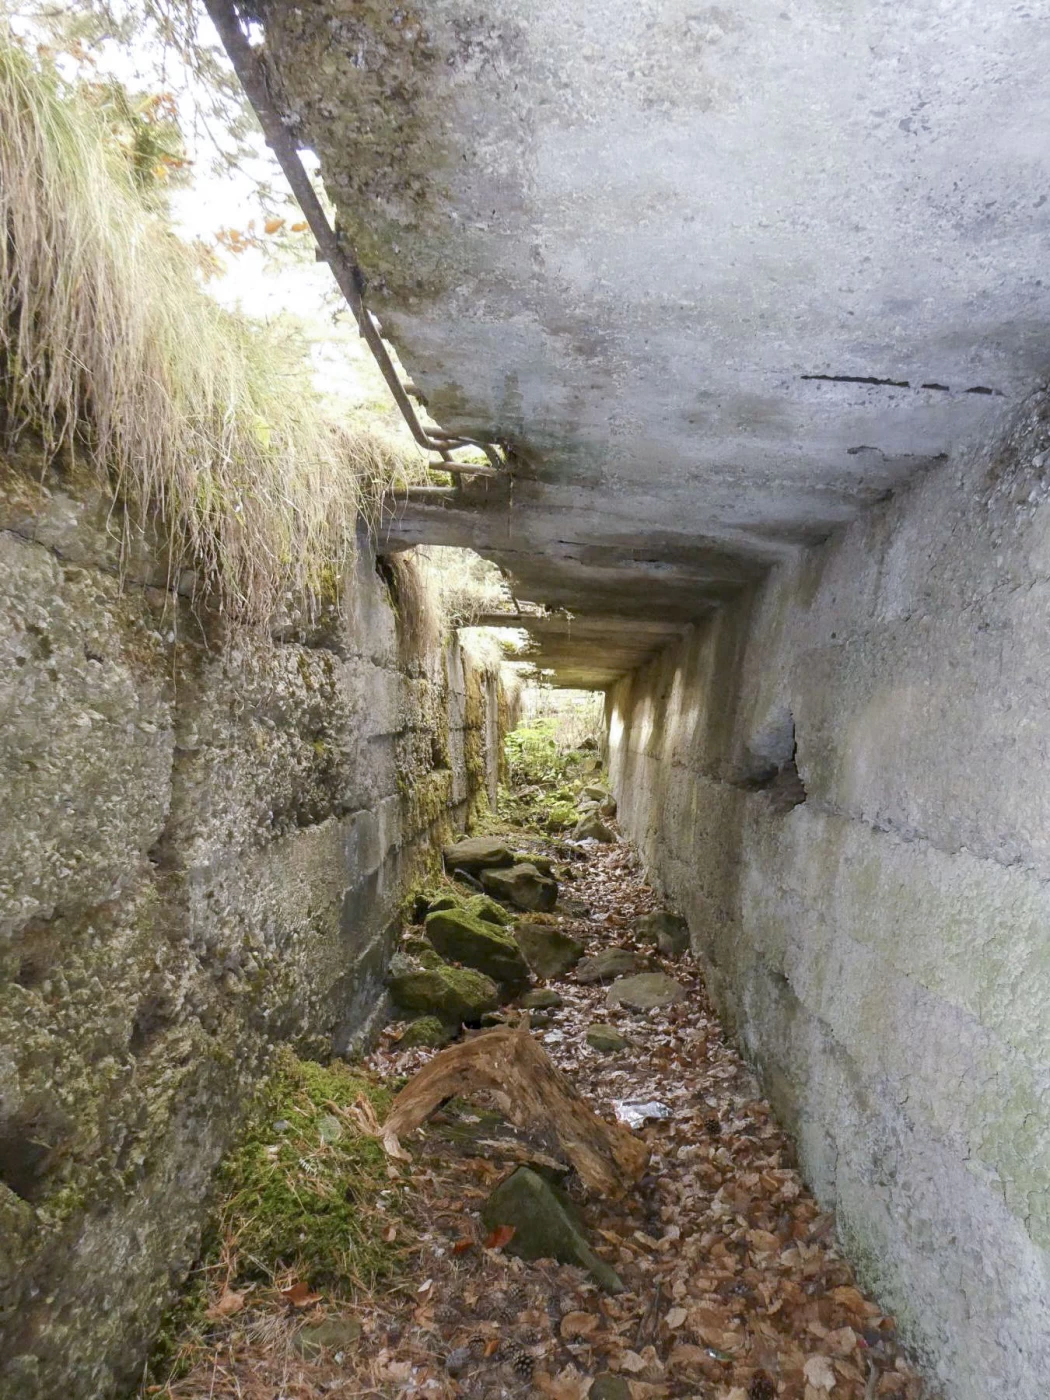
left=149, top=830, right=930, bottom=1400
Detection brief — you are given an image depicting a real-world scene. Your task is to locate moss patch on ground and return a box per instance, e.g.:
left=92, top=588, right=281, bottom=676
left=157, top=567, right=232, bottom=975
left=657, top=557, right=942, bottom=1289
left=209, top=1049, right=402, bottom=1295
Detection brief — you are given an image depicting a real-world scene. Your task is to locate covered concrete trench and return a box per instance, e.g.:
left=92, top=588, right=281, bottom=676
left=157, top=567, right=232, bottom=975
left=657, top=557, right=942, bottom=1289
left=3, top=3, right=1050, bottom=1398
left=251, top=5, right=1050, bottom=1397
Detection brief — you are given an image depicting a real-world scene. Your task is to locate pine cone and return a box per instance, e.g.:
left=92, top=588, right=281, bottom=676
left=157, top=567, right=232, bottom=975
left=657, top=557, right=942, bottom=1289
left=749, top=1373, right=776, bottom=1400
left=504, top=1283, right=528, bottom=1312
left=510, top=1347, right=533, bottom=1380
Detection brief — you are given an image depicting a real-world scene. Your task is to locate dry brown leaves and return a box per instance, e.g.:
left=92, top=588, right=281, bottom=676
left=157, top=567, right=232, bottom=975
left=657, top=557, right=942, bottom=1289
left=148, top=834, right=929, bottom=1400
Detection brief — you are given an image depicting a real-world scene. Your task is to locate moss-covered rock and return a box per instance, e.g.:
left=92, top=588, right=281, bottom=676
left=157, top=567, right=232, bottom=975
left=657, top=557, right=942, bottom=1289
left=481, top=1167, right=622, bottom=1292
left=515, top=921, right=583, bottom=979
left=427, top=891, right=514, bottom=926
left=425, top=908, right=530, bottom=990
left=207, top=1051, right=401, bottom=1295
left=388, top=961, right=500, bottom=1023
left=479, top=862, right=558, bottom=912
left=399, top=1015, right=456, bottom=1048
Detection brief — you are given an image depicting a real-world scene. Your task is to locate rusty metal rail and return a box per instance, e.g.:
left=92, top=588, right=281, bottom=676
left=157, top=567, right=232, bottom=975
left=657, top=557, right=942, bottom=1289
left=204, top=0, right=503, bottom=479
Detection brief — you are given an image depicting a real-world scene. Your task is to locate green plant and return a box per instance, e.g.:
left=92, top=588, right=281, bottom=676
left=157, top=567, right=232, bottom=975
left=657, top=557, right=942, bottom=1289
left=505, top=720, right=575, bottom=787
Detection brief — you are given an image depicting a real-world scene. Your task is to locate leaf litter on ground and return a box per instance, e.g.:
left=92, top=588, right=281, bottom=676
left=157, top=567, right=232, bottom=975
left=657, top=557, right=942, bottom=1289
left=145, top=805, right=932, bottom=1400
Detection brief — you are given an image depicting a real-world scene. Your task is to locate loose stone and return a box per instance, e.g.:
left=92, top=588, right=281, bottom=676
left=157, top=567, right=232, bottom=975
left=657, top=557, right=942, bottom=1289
left=585, top=1023, right=629, bottom=1052
left=606, top=971, right=687, bottom=1010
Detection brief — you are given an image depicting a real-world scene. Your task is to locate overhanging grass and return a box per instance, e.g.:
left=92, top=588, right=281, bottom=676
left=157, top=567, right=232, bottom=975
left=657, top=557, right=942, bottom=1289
left=0, top=36, right=426, bottom=620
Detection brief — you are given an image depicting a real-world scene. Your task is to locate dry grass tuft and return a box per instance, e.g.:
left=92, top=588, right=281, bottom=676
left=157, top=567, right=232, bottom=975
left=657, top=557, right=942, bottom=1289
left=0, top=36, right=426, bottom=621
left=414, top=545, right=512, bottom=625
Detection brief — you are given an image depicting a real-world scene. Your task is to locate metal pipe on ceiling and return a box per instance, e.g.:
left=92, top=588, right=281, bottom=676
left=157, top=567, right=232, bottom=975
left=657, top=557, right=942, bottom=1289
left=203, top=0, right=504, bottom=479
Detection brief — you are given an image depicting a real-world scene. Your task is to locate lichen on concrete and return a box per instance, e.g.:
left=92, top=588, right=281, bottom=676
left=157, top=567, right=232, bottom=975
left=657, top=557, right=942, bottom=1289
left=0, top=453, right=508, bottom=1399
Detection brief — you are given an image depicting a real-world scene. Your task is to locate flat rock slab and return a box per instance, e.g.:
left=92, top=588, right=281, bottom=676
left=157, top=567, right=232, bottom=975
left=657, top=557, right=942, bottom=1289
left=480, top=862, right=558, bottom=912
left=586, top=1024, right=629, bottom=1053
left=481, top=1167, right=622, bottom=1292
left=515, top=920, right=584, bottom=979
left=575, top=948, right=644, bottom=984
left=425, top=908, right=530, bottom=990
left=606, top=971, right=687, bottom=1011
left=443, top=837, right=515, bottom=873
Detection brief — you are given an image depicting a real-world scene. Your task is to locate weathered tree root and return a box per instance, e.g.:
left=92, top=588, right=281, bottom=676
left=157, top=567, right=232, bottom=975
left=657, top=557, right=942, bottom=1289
left=382, top=1019, right=649, bottom=1197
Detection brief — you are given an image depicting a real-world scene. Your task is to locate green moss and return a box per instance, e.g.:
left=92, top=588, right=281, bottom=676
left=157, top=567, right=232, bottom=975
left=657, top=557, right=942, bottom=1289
left=295, top=650, right=315, bottom=690
left=208, top=1048, right=404, bottom=1295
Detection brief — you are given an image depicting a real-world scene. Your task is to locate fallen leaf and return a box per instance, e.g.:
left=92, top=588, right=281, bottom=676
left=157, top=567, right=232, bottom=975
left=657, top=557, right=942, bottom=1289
left=205, top=1287, right=245, bottom=1319
left=383, top=1223, right=397, bottom=1243
left=281, top=1281, right=321, bottom=1309
left=803, top=1354, right=837, bottom=1390
left=831, top=1286, right=868, bottom=1314
left=826, top=1325, right=858, bottom=1354
left=561, top=1311, right=599, bottom=1339
left=664, top=1306, right=688, bottom=1330
left=749, top=1228, right=780, bottom=1252
left=484, top=1338, right=500, bottom=1357
left=618, top=1351, right=647, bottom=1374
left=452, top=1238, right=474, bottom=1255
left=535, top=1363, right=592, bottom=1400
left=668, top=1344, right=709, bottom=1369
left=417, top=1278, right=433, bottom=1295
left=484, top=1224, right=516, bottom=1249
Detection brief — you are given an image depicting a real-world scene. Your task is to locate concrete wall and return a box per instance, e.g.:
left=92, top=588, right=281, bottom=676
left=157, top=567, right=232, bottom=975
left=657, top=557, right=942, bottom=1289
left=0, top=449, right=501, bottom=1400
left=608, top=391, right=1050, bottom=1400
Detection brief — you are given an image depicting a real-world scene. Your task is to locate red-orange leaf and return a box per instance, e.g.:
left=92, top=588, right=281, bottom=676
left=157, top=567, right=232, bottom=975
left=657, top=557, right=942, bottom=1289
left=452, top=1238, right=474, bottom=1254
left=484, top=1224, right=516, bottom=1250
left=281, top=1280, right=322, bottom=1308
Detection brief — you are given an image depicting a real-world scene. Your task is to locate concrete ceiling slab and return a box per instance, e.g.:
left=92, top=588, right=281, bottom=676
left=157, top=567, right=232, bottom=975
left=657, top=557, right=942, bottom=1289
left=261, top=0, right=1050, bottom=685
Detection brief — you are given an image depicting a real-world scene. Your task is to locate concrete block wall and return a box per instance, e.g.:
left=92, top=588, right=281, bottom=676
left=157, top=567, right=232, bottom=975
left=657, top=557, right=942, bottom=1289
left=608, top=392, right=1050, bottom=1400
left=0, top=452, right=501, bottom=1400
